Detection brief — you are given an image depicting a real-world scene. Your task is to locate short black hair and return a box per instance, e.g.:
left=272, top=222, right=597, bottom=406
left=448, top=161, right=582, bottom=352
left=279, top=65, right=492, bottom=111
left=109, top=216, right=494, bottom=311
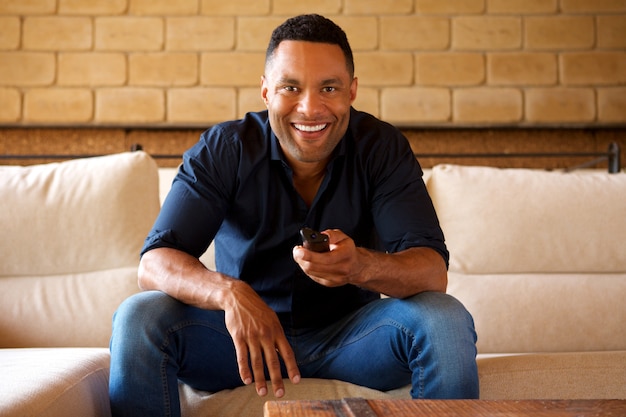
left=265, top=14, right=354, bottom=78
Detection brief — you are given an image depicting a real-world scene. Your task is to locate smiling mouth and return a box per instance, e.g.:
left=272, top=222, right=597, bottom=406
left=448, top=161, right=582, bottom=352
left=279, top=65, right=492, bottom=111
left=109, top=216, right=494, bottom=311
left=293, top=123, right=328, bottom=133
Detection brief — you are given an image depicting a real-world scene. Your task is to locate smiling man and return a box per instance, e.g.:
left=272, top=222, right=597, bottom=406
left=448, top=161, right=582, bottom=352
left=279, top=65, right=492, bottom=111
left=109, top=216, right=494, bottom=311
left=109, top=14, right=479, bottom=417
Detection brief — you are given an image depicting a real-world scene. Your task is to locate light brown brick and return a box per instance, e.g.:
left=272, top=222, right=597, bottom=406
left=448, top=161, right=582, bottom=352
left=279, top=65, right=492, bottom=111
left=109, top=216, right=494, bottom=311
left=561, top=52, right=626, bottom=85
left=0, top=0, right=56, bottom=14
left=272, top=0, right=341, bottom=15
left=381, top=87, right=450, bottom=123
left=597, top=15, right=626, bottom=49
left=237, top=17, right=285, bottom=52
left=525, top=16, right=594, bottom=50
left=561, top=0, right=626, bottom=12
left=129, top=0, right=197, bottom=15
left=454, top=88, right=522, bottom=123
left=200, top=0, right=269, bottom=15
left=0, top=88, right=20, bottom=122
left=58, top=53, right=126, bottom=86
left=95, top=17, right=163, bottom=51
left=525, top=88, right=595, bottom=123
left=201, top=52, right=264, bottom=87
left=415, top=53, right=484, bottom=86
left=238, top=87, right=265, bottom=118
left=0, top=17, right=20, bottom=50
left=167, top=88, right=236, bottom=124
left=96, top=88, right=164, bottom=123
left=354, top=53, right=413, bottom=86
left=23, top=17, right=92, bottom=51
left=166, top=17, right=234, bottom=51
left=353, top=87, right=380, bottom=118
left=332, top=17, right=378, bottom=51
left=598, top=87, right=626, bottom=123
left=416, top=0, right=484, bottom=14
left=129, top=53, right=198, bottom=86
left=488, top=53, right=556, bottom=86
left=0, top=52, right=55, bottom=86
left=59, top=0, right=127, bottom=15
left=344, top=0, right=413, bottom=14
left=452, top=17, right=521, bottom=51
left=381, top=17, right=449, bottom=50
left=487, top=0, right=557, bottom=14
left=24, top=88, right=93, bottom=123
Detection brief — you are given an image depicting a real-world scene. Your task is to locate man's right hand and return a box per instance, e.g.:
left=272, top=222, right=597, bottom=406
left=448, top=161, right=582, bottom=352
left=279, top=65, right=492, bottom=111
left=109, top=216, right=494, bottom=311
left=138, top=247, right=300, bottom=398
left=223, top=280, right=301, bottom=397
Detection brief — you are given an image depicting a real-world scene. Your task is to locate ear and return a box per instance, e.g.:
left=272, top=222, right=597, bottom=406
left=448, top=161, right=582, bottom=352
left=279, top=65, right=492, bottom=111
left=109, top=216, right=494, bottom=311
left=261, top=75, right=269, bottom=107
left=349, top=77, right=358, bottom=104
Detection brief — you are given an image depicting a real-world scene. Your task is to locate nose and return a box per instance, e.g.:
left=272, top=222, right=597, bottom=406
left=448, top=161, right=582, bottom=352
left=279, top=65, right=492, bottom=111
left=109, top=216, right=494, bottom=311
left=297, top=90, right=324, bottom=117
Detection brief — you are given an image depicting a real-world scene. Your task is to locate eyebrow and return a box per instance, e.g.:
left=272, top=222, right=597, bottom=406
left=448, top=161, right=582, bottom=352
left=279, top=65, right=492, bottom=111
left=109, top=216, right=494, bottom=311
left=277, top=76, right=345, bottom=86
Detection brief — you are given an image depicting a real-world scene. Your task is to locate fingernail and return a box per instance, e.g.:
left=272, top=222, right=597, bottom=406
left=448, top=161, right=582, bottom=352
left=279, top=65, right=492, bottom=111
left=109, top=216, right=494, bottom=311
left=244, top=378, right=252, bottom=385
left=275, top=388, right=285, bottom=398
left=292, top=375, right=301, bottom=384
left=258, top=387, right=267, bottom=396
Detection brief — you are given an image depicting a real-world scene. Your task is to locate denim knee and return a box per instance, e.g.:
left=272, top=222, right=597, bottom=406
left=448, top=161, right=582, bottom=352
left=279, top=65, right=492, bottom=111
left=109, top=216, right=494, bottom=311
left=397, top=292, right=479, bottom=399
left=111, top=291, right=181, bottom=345
left=390, top=292, right=475, bottom=337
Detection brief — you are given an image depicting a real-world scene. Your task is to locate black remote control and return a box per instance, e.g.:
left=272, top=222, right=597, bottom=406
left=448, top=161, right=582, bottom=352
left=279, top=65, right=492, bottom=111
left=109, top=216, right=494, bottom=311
left=299, top=227, right=330, bottom=252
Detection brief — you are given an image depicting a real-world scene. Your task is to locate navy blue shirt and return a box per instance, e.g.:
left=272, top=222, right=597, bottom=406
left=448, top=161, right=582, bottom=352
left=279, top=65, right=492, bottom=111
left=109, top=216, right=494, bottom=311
left=142, top=108, right=447, bottom=328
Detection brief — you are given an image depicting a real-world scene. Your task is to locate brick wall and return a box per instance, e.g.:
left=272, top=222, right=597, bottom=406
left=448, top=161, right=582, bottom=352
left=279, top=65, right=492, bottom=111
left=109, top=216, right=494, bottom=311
left=0, top=0, right=625, bottom=127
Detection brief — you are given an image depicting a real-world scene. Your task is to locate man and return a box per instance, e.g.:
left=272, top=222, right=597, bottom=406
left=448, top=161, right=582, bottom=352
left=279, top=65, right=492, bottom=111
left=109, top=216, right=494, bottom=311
left=109, top=14, right=478, bottom=416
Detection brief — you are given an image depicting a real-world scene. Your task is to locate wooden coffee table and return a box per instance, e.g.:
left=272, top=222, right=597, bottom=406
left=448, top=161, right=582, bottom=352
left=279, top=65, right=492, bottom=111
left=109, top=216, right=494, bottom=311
left=264, top=398, right=626, bottom=417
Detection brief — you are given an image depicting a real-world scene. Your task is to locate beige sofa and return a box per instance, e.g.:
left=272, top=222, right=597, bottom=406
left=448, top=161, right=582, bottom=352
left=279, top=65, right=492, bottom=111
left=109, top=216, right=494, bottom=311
left=1, top=151, right=624, bottom=417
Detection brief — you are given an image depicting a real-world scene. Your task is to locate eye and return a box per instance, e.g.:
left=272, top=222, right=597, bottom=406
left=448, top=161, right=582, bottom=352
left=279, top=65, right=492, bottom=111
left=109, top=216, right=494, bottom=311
left=283, top=86, right=298, bottom=92
left=322, top=86, right=337, bottom=93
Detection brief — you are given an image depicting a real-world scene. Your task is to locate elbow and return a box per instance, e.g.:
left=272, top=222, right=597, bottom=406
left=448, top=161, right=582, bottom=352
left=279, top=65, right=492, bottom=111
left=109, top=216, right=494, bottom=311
left=137, top=253, right=156, bottom=291
left=435, top=269, right=448, bottom=293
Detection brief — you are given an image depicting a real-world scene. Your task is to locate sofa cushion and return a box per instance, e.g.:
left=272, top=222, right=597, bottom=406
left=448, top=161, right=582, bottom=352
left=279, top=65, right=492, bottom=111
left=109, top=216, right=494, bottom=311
left=0, top=152, right=160, bottom=347
left=447, top=272, right=626, bottom=353
left=0, top=151, right=159, bottom=276
left=180, top=379, right=410, bottom=417
left=477, top=351, right=626, bottom=400
left=428, top=165, right=626, bottom=274
left=0, top=267, right=140, bottom=347
left=0, top=348, right=111, bottom=417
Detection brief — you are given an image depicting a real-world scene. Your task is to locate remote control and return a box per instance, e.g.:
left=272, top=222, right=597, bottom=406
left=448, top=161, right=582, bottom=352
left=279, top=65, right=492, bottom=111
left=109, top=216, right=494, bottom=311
left=299, top=227, right=330, bottom=253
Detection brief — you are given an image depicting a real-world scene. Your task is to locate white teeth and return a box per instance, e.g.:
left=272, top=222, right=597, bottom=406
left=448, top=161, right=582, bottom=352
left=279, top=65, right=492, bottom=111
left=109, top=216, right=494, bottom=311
left=294, top=123, right=327, bottom=132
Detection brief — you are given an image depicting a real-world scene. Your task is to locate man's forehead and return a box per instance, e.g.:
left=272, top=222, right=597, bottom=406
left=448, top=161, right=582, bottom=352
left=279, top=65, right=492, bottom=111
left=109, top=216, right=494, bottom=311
left=266, top=40, right=349, bottom=76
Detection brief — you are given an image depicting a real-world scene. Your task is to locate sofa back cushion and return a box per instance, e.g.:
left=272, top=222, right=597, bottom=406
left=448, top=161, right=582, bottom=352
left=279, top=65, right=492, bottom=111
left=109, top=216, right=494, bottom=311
left=0, top=152, right=160, bottom=347
left=428, top=165, right=626, bottom=274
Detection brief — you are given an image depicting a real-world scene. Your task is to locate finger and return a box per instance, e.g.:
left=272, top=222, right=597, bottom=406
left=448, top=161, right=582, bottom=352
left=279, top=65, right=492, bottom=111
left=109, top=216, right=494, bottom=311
left=276, top=339, right=301, bottom=385
left=234, top=341, right=253, bottom=386
left=263, top=346, right=286, bottom=398
left=248, top=346, right=268, bottom=396
left=322, top=229, right=348, bottom=245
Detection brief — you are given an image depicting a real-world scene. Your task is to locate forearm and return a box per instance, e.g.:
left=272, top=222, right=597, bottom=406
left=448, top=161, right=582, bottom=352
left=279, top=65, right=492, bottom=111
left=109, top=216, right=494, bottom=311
left=138, top=247, right=242, bottom=311
left=351, top=246, right=448, bottom=298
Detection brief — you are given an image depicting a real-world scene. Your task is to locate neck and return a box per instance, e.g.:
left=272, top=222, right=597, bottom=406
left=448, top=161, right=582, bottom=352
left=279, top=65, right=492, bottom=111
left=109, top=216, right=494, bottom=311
left=290, top=160, right=328, bottom=207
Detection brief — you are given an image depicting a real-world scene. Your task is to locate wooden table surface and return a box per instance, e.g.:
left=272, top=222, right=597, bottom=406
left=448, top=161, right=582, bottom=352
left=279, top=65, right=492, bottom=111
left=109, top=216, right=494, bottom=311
left=264, top=398, right=626, bottom=417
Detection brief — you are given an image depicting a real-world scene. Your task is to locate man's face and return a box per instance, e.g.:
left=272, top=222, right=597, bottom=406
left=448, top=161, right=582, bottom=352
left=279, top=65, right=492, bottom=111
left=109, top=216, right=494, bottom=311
left=262, top=40, right=357, bottom=167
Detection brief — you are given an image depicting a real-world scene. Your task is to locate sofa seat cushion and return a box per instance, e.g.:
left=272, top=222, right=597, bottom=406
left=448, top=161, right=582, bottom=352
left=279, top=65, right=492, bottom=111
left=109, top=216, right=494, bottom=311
left=477, top=351, right=626, bottom=400
left=180, top=379, right=410, bottom=417
left=447, top=272, right=626, bottom=353
left=0, top=348, right=111, bottom=417
left=428, top=165, right=626, bottom=274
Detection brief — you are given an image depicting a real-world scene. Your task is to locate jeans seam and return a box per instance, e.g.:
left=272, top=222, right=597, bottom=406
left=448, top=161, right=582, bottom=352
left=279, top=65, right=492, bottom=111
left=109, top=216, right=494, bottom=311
left=158, top=319, right=228, bottom=417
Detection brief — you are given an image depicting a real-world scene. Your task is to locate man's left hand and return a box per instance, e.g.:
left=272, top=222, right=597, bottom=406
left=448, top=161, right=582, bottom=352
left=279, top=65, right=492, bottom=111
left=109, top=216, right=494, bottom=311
left=293, top=229, right=365, bottom=288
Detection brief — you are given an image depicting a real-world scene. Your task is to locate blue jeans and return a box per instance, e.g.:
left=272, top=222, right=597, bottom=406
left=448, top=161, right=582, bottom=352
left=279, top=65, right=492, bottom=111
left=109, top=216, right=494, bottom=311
left=109, top=291, right=478, bottom=417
